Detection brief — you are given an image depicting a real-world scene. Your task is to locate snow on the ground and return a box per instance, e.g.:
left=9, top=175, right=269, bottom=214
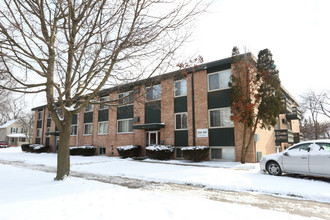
left=0, top=158, right=323, bottom=220
left=1, top=147, right=330, bottom=204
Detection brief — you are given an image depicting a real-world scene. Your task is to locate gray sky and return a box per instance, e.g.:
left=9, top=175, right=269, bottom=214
left=27, top=0, right=329, bottom=109
left=184, top=0, right=330, bottom=102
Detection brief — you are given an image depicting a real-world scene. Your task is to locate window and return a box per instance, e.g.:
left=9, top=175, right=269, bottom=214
left=98, top=121, right=108, bottom=135
left=48, top=112, right=51, bottom=119
left=117, top=119, right=133, bottom=133
left=318, top=143, right=330, bottom=152
left=38, top=111, right=43, bottom=120
left=118, top=91, right=134, bottom=105
left=208, top=69, right=231, bottom=91
left=289, top=143, right=311, bottom=152
left=46, top=127, right=50, bottom=137
left=11, top=127, right=18, bottom=133
left=36, top=128, right=41, bottom=138
left=84, top=123, right=93, bottom=135
left=175, top=113, right=188, bottom=130
left=146, top=85, right=161, bottom=101
left=19, top=137, right=26, bottom=142
left=99, top=96, right=110, bottom=110
left=174, top=79, right=187, bottom=97
left=99, top=147, right=106, bottom=155
left=209, top=108, right=233, bottom=128
left=85, top=104, right=94, bottom=112
left=70, top=125, right=77, bottom=136
left=21, top=128, right=27, bottom=133
left=211, top=147, right=235, bottom=160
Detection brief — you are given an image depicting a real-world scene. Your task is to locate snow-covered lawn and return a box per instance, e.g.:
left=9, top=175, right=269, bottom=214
left=0, top=147, right=329, bottom=220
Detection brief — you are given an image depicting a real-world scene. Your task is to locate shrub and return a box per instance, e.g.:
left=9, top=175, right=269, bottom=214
left=117, top=145, right=141, bottom=158
left=70, top=145, right=96, bottom=156
left=146, top=145, right=174, bottom=160
left=21, top=144, right=50, bottom=153
left=181, top=146, right=210, bottom=162
left=21, top=144, right=30, bottom=152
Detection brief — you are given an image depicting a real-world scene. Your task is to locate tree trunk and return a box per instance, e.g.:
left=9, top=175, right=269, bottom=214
left=55, top=123, right=71, bottom=180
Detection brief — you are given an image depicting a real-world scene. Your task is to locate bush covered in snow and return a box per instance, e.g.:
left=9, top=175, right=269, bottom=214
left=70, top=145, right=96, bottom=156
left=181, top=146, right=209, bottom=162
left=146, top=145, right=174, bottom=160
left=117, top=145, right=141, bottom=158
left=21, top=144, right=50, bottom=153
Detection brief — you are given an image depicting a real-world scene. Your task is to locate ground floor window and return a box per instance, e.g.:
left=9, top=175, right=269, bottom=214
left=36, top=128, right=41, bottom=138
left=71, top=125, right=77, bottom=136
left=19, top=137, right=26, bottom=142
left=99, top=147, right=106, bottom=155
left=117, top=119, right=133, bottom=133
left=84, top=123, right=93, bottom=135
left=210, top=147, right=235, bottom=161
left=98, top=121, right=108, bottom=135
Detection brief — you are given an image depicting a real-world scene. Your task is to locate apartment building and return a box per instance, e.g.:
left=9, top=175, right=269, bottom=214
left=32, top=54, right=302, bottom=162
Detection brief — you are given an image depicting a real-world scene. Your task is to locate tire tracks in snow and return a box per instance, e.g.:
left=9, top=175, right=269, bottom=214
left=1, top=159, right=330, bottom=219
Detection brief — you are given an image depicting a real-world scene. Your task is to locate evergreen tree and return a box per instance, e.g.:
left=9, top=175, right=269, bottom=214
left=230, top=48, right=282, bottom=163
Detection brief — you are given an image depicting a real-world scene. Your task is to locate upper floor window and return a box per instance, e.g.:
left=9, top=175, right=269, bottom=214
left=175, top=112, right=188, bottom=130
left=208, top=69, right=231, bottom=91
left=10, top=127, right=18, bottom=133
left=46, top=127, right=50, bottom=137
left=118, top=91, right=134, bottom=105
left=174, top=79, right=187, bottom=97
left=85, top=103, right=94, bottom=112
left=48, top=112, right=51, bottom=119
left=36, top=128, right=41, bottom=138
left=146, top=84, right=161, bottom=101
left=38, top=111, right=43, bottom=120
left=209, top=107, right=233, bottom=128
left=99, top=96, right=110, bottom=110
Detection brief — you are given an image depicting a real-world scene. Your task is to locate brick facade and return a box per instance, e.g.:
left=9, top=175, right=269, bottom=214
left=32, top=54, right=301, bottom=163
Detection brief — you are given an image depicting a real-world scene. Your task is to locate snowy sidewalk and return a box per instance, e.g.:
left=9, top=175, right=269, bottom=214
left=1, top=147, right=330, bottom=204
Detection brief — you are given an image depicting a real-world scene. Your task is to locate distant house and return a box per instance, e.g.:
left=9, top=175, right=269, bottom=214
left=0, top=119, right=29, bottom=147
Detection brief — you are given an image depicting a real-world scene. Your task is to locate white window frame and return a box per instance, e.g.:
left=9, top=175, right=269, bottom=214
left=36, top=128, right=42, bottom=138
left=146, top=84, right=161, bottom=102
left=99, top=96, right=110, bottom=110
left=70, top=125, right=77, bottom=136
left=175, top=112, right=188, bottom=130
left=174, top=79, right=187, bottom=97
left=38, top=111, right=43, bottom=120
left=85, top=103, right=94, bottom=112
left=98, top=121, right=108, bottom=135
left=83, top=123, right=93, bottom=135
left=118, top=91, right=134, bottom=105
left=11, top=127, right=18, bottom=133
left=117, top=118, right=133, bottom=134
left=208, top=107, right=234, bottom=128
left=208, top=69, right=231, bottom=92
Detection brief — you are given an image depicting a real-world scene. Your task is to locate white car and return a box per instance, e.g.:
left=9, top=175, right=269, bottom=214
left=260, top=140, right=330, bottom=178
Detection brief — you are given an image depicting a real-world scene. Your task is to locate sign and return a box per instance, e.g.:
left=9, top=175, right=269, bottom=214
left=197, top=129, right=208, bottom=138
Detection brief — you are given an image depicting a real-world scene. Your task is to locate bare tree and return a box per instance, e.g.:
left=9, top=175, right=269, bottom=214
left=301, top=90, right=324, bottom=140
left=0, top=0, right=207, bottom=180
left=18, top=112, right=35, bottom=144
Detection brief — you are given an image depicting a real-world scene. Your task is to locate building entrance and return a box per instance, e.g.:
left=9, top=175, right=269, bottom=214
left=146, top=131, right=160, bottom=146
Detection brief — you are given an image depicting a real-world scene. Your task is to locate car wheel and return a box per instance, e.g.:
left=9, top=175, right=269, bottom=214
left=266, top=161, right=282, bottom=176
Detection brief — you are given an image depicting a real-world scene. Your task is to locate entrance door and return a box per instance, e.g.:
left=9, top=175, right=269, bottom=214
left=146, top=131, right=160, bottom=146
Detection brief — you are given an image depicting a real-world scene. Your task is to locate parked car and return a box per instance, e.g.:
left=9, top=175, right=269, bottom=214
left=0, top=142, right=9, bottom=148
left=260, top=140, right=330, bottom=178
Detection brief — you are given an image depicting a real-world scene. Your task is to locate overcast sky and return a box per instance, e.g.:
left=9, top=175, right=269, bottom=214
left=27, top=0, right=329, bottom=109
left=184, top=0, right=330, bottom=102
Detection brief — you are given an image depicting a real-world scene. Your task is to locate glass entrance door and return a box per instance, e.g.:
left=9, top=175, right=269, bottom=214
left=146, top=131, right=160, bottom=146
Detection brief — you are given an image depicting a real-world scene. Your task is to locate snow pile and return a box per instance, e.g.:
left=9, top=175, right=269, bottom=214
left=70, top=145, right=96, bottom=150
left=181, top=146, right=209, bottom=151
left=117, top=145, right=138, bottom=151
left=146, top=145, right=174, bottom=152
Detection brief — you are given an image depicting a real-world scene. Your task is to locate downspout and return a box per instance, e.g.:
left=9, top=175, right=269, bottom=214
left=191, top=72, right=196, bottom=146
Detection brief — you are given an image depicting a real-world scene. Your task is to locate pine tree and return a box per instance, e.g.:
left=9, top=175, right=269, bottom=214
left=229, top=48, right=282, bottom=163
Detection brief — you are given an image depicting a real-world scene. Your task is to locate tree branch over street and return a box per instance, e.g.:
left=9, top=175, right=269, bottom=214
left=0, top=0, right=208, bottom=180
